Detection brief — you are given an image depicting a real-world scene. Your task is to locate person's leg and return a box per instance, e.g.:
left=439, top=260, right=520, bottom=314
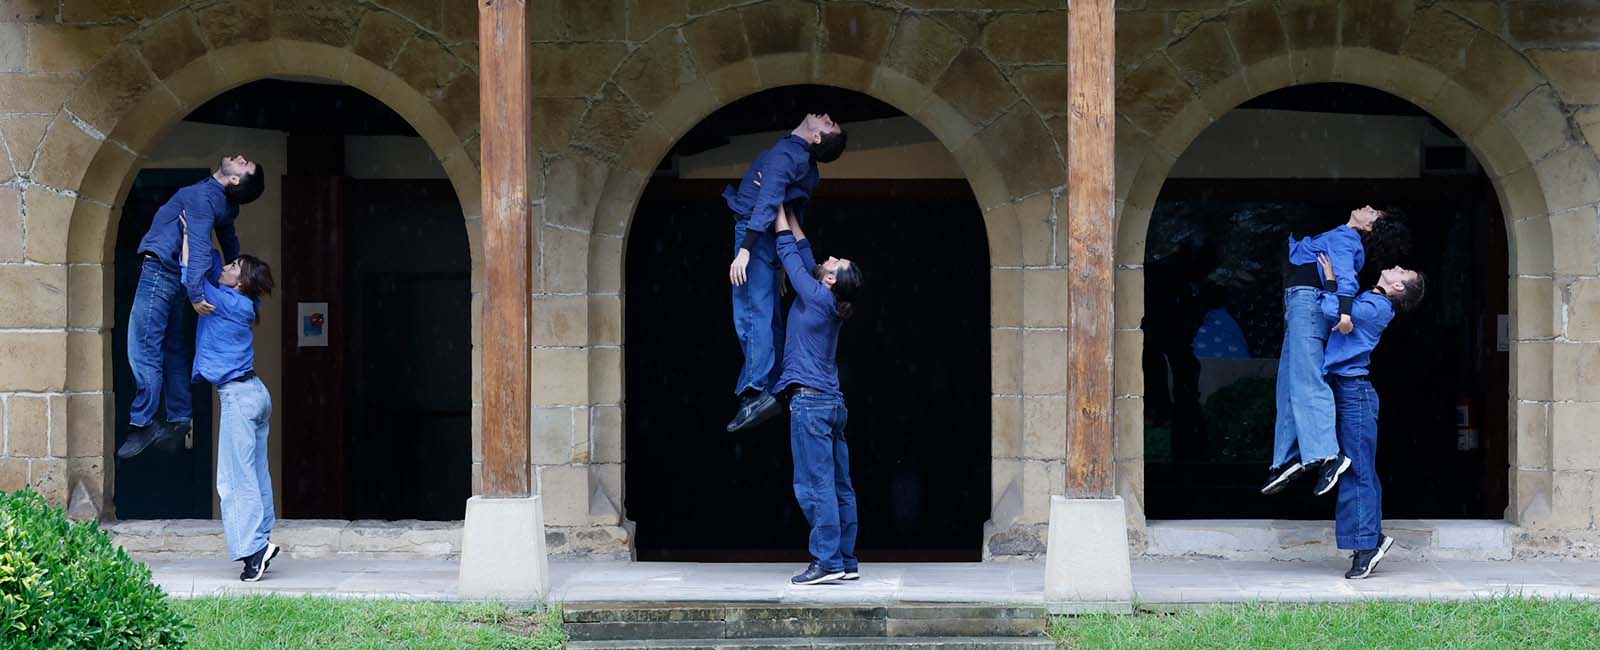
left=731, top=225, right=779, bottom=396
left=1334, top=378, right=1382, bottom=550
left=1270, top=303, right=1301, bottom=470
left=789, top=395, right=841, bottom=571
left=160, top=289, right=194, bottom=429
left=1284, top=288, right=1338, bottom=465
left=830, top=400, right=858, bottom=574
left=216, top=381, right=268, bottom=561
left=251, top=379, right=276, bottom=549
left=127, top=259, right=177, bottom=429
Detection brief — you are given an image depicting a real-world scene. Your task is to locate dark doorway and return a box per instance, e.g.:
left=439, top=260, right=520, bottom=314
left=342, top=179, right=472, bottom=520
left=1143, top=84, right=1510, bottom=520
left=112, top=169, right=217, bottom=519
left=623, top=87, right=990, bottom=562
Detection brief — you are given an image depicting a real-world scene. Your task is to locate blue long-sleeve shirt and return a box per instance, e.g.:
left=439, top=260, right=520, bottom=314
left=1318, top=289, right=1394, bottom=377
left=182, top=249, right=257, bottom=385
left=138, top=177, right=241, bottom=305
left=723, top=134, right=819, bottom=251
left=1288, top=224, right=1363, bottom=317
left=774, top=232, right=842, bottom=395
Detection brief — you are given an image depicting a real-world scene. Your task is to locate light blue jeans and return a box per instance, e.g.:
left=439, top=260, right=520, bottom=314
left=216, top=376, right=274, bottom=560
left=1272, top=286, right=1339, bottom=469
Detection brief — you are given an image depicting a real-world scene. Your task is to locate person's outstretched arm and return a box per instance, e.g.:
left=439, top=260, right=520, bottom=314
left=1327, top=230, right=1362, bottom=333
left=775, top=205, right=828, bottom=304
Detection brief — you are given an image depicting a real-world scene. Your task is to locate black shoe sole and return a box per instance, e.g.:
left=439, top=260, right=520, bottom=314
left=728, top=394, right=782, bottom=432
left=1314, top=456, right=1353, bottom=496
left=791, top=571, right=846, bottom=586
left=115, top=427, right=168, bottom=459
left=1260, top=463, right=1305, bottom=495
left=1346, top=536, right=1394, bottom=579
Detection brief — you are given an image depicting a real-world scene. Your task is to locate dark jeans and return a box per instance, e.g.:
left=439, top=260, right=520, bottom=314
left=789, top=392, right=858, bottom=572
left=731, top=220, right=784, bottom=395
left=1331, top=375, right=1382, bottom=550
left=126, top=257, right=193, bottom=428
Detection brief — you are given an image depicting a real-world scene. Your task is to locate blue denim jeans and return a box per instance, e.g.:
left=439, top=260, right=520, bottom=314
left=789, top=392, right=858, bottom=572
left=216, top=376, right=274, bottom=560
left=1272, top=286, right=1338, bottom=468
left=731, top=221, right=784, bottom=395
left=1331, top=376, right=1383, bottom=550
left=126, top=257, right=193, bottom=428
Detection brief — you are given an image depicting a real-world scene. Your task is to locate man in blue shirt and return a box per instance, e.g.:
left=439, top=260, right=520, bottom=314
left=1315, top=252, right=1424, bottom=580
left=117, top=155, right=265, bottom=460
left=773, top=205, right=864, bottom=586
left=723, top=114, right=847, bottom=433
left=183, top=232, right=281, bottom=582
left=1263, top=205, right=1408, bottom=497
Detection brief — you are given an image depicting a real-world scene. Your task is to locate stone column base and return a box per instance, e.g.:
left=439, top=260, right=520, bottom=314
left=1044, top=495, right=1133, bottom=613
left=458, top=495, right=549, bottom=601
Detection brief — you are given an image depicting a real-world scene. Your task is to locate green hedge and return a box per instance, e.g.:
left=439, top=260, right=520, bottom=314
left=0, top=488, right=189, bottom=649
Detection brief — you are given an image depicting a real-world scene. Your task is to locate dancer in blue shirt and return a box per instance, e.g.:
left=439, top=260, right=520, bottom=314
left=181, top=220, right=280, bottom=583
left=723, top=114, right=848, bottom=433
left=1263, top=205, right=1409, bottom=497
left=1315, top=252, right=1425, bottom=579
left=118, top=154, right=265, bottom=460
left=772, top=205, right=865, bottom=586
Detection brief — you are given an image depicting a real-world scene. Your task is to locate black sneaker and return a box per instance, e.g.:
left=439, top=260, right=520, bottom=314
left=727, top=392, right=782, bottom=432
left=1259, top=462, right=1305, bottom=495
left=1312, top=454, right=1352, bottom=496
left=841, top=570, right=860, bottom=581
left=790, top=562, right=845, bottom=586
left=158, top=420, right=191, bottom=453
left=240, top=542, right=280, bottom=582
left=1345, top=535, right=1394, bottom=579
left=116, top=422, right=176, bottom=459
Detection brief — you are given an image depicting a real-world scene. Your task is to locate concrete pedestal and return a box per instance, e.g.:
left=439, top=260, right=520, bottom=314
left=1043, top=495, right=1134, bottom=613
left=458, top=495, right=549, bottom=600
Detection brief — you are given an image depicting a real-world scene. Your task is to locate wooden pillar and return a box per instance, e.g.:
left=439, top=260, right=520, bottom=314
left=1064, top=0, right=1115, bottom=498
left=479, top=0, right=532, bottom=498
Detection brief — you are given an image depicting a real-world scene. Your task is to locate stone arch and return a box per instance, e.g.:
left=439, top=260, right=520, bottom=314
left=52, top=33, right=483, bottom=510
left=1113, top=16, right=1600, bottom=529
left=559, top=4, right=1072, bottom=555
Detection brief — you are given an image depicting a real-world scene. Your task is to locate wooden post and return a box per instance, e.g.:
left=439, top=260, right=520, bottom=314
left=479, top=0, right=532, bottom=498
left=1064, top=0, right=1115, bottom=498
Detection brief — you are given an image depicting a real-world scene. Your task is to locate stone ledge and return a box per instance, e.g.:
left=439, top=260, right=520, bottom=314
left=108, top=519, right=631, bottom=561
left=1145, top=519, right=1520, bottom=561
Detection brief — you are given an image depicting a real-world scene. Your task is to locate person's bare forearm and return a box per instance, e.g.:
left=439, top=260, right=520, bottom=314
left=786, top=205, right=806, bottom=242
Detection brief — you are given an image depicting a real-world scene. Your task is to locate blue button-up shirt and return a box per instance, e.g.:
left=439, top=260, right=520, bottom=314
left=183, top=249, right=257, bottom=385
left=775, top=232, right=842, bottom=395
left=1318, top=289, right=1395, bottom=377
left=138, top=177, right=241, bottom=305
left=723, top=135, right=819, bottom=250
left=1288, top=224, right=1363, bottom=315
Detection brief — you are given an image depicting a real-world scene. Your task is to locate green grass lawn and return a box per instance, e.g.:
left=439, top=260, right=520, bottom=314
left=173, top=596, right=565, bottom=650
left=1051, top=598, right=1600, bottom=649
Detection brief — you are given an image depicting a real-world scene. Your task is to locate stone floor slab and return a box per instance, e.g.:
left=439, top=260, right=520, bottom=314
left=143, top=558, right=1600, bottom=605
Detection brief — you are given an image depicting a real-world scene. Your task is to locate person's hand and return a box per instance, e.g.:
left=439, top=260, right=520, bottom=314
left=729, top=249, right=751, bottom=286
left=1316, top=253, right=1334, bottom=282
left=193, top=300, right=216, bottom=316
left=1334, top=314, right=1353, bottom=335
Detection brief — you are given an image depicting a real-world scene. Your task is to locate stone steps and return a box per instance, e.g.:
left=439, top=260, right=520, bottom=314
left=568, top=638, right=1057, bottom=649
left=563, top=603, right=1051, bottom=649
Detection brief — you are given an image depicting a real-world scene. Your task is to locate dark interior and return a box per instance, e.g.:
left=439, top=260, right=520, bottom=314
left=625, top=86, right=991, bottom=562
left=113, top=80, right=469, bottom=520
left=1143, top=84, right=1510, bottom=520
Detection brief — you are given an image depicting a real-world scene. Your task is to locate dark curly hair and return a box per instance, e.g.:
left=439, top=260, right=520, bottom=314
left=812, top=126, right=848, bottom=163
left=831, top=262, right=864, bottom=320
left=1389, top=270, right=1426, bottom=313
left=1362, top=206, right=1412, bottom=270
